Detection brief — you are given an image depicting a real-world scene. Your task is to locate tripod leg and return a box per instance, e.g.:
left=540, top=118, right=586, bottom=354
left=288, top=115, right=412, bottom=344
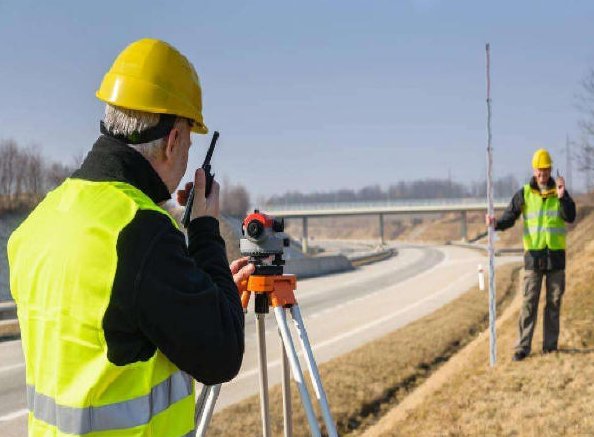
left=280, top=329, right=293, bottom=437
left=256, top=313, right=272, bottom=437
left=194, top=384, right=209, bottom=425
left=194, top=384, right=221, bottom=437
left=290, top=305, right=339, bottom=437
left=274, top=306, right=321, bottom=437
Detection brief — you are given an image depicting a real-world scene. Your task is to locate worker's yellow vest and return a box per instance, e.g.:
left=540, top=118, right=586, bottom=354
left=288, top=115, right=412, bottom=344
left=8, top=178, right=195, bottom=437
left=522, top=183, right=566, bottom=251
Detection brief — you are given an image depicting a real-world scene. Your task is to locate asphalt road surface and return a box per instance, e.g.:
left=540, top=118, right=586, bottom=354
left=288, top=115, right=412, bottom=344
left=0, top=244, right=521, bottom=436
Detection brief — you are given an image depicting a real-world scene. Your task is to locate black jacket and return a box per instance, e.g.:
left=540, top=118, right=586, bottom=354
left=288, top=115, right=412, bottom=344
left=71, top=135, right=244, bottom=385
left=495, top=177, right=576, bottom=271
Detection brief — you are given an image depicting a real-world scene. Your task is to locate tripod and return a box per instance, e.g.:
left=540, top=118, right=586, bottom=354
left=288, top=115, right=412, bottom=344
left=194, top=265, right=338, bottom=437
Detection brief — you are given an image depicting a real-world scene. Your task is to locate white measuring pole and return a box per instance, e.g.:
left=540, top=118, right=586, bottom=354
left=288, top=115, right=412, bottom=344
left=485, top=43, right=497, bottom=366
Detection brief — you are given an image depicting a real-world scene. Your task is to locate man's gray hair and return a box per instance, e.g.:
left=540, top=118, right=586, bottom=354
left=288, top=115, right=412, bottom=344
left=103, top=104, right=166, bottom=160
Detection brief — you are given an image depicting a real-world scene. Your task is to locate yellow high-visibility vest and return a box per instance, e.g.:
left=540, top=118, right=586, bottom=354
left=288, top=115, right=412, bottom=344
left=522, top=183, right=566, bottom=251
left=8, top=178, right=195, bottom=437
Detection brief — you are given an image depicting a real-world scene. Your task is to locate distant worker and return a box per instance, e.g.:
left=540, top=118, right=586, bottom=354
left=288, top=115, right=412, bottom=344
left=8, top=39, right=252, bottom=436
left=486, top=148, right=576, bottom=361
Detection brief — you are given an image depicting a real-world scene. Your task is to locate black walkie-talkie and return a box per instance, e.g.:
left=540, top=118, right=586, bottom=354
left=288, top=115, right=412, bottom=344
left=182, top=131, right=219, bottom=228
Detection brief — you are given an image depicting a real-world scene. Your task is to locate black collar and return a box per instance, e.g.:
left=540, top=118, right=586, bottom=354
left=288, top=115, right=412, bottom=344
left=72, top=135, right=171, bottom=204
left=529, top=176, right=555, bottom=191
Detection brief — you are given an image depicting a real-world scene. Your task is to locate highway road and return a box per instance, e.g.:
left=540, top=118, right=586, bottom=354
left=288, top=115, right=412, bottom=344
left=0, top=244, right=521, bottom=436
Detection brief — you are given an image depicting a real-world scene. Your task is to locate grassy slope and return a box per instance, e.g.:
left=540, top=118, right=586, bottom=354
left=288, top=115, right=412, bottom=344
left=390, top=204, right=594, bottom=437
left=207, top=262, right=522, bottom=437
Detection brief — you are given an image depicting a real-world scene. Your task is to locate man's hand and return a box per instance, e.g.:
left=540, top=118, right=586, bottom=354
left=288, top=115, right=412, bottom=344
left=556, top=175, right=565, bottom=198
left=485, top=214, right=497, bottom=228
left=176, top=181, right=193, bottom=206
left=176, top=168, right=220, bottom=219
left=230, top=256, right=255, bottom=293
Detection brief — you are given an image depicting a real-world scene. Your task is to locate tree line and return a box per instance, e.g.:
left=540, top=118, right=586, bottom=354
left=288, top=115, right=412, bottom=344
left=576, top=67, right=594, bottom=192
left=0, top=139, right=252, bottom=218
left=0, top=140, right=74, bottom=212
left=265, top=175, right=520, bottom=206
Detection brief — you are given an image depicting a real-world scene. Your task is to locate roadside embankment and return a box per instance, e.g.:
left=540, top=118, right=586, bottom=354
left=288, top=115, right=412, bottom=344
left=0, top=302, right=18, bottom=338
left=364, top=205, right=594, bottom=437
left=285, top=255, right=354, bottom=277
left=285, top=248, right=397, bottom=278
left=349, top=247, right=397, bottom=267
left=206, top=262, right=522, bottom=437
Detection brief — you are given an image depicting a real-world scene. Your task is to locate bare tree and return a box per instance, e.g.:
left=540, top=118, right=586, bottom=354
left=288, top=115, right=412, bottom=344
left=0, top=141, right=81, bottom=213
left=46, top=162, right=73, bottom=190
left=72, top=151, right=85, bottom=169
left=13, top=147, right=29, bottom=207
left=0, top=140, right=18, bottom=208
left=221, top=180, right=251, bottom=218
left=24, top=145, right=44, bottom=201
left=576, top=67, right=594, bottom=190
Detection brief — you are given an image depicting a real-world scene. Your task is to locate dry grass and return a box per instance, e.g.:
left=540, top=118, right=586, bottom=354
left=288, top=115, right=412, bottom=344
left=208, top=263, right=522, bottom=436
left=380, top=204, right=594, bottom=437
left=285, top=215, right=420, bottom=241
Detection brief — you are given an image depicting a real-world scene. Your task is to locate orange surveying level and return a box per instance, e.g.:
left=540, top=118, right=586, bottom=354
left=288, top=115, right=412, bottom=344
left=194, top=211, right=338, bottom=437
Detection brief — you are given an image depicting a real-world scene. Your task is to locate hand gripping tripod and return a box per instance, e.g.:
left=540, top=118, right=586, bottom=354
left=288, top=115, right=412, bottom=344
left=194, top=211, right=338, bottom=437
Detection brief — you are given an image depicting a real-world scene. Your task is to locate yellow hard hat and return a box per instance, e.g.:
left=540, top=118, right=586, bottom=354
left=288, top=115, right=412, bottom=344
left=96, top=38, right=208, bottom=134
left=532, top=148, right=552, bottom=169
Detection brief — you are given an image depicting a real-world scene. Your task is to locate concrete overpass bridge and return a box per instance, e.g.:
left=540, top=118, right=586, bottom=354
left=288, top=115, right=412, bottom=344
left=264, top=198, right=509, bottom=252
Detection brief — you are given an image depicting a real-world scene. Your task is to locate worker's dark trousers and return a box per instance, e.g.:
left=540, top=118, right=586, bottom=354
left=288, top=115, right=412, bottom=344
left=515, top=269, right=565, bottom=354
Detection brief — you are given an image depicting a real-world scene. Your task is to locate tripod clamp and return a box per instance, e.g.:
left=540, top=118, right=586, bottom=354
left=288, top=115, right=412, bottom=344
left=241, top=274, right=297, bottom=313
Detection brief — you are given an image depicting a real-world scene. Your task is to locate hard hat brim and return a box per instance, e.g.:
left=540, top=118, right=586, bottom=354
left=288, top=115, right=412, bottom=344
left=96, top=72, right=208, bottom=135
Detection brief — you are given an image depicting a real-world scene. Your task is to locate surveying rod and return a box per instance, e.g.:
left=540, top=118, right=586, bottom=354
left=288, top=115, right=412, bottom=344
left=485, top=43, right=497, bottom=366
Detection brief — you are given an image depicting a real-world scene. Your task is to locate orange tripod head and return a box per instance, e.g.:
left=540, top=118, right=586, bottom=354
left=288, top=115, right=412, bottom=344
left=239, top=274, right=297, bottom=312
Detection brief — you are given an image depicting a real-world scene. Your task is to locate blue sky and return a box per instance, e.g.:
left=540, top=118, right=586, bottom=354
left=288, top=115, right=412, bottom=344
left=1, top=0, right=593, bottom=198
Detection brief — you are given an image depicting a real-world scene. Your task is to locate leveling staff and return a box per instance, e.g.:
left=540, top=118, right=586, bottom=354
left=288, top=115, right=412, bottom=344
left=486, top=149, right=576, bottom=362
left=8, top=39, right=253, bottom=437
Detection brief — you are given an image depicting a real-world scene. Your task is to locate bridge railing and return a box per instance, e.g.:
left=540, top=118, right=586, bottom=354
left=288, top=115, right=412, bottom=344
left=264, top=197, right=510, bottom=212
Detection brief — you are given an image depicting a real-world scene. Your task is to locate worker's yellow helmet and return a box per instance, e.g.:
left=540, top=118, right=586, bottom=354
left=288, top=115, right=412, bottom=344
left=96, top=38, right=208, bottom=134
left=532, top=148, right=552, bottom=169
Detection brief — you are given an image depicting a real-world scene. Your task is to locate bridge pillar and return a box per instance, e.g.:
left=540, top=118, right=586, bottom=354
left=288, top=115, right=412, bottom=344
left=302, top=217, right=308, bottom=255
left=379, top=213, right=385, bottom=246
left=460, top=210, right=468, bottom=241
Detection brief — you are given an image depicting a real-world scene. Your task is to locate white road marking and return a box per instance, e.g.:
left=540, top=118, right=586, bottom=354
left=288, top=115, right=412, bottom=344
left=0, top=409, right=28, bottom=422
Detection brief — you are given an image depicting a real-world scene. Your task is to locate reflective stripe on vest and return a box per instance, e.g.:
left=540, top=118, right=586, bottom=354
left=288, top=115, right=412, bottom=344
left=523, top=227, right=566, bottom=235
left=27, top=371, right=192, bottom=435
left=522, top=184, right=566, bottom=251
left=8, top=179, right=195, bottom=437
left=524, top=210, right=560, bottom=220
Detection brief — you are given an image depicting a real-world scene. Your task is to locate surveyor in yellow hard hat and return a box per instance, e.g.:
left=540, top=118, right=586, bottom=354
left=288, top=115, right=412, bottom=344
left=486, top=148, right=576, bottom=362
left=8, top=39, right=251, bottom=436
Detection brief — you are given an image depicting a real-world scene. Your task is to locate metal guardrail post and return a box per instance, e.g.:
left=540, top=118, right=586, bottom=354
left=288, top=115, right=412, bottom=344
left=301, top=217, right=308, bottom=255
left=460, top=210, right=468, bottom=241
left=378, top=213, right=385, bottom=246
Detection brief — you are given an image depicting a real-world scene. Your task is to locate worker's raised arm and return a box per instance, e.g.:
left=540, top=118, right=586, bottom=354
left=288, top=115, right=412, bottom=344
left=558, top=190, right=576, bottom=223
left=104, top=211, right=244, bottom=386
left=494, top=187, right=524, bottom=231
